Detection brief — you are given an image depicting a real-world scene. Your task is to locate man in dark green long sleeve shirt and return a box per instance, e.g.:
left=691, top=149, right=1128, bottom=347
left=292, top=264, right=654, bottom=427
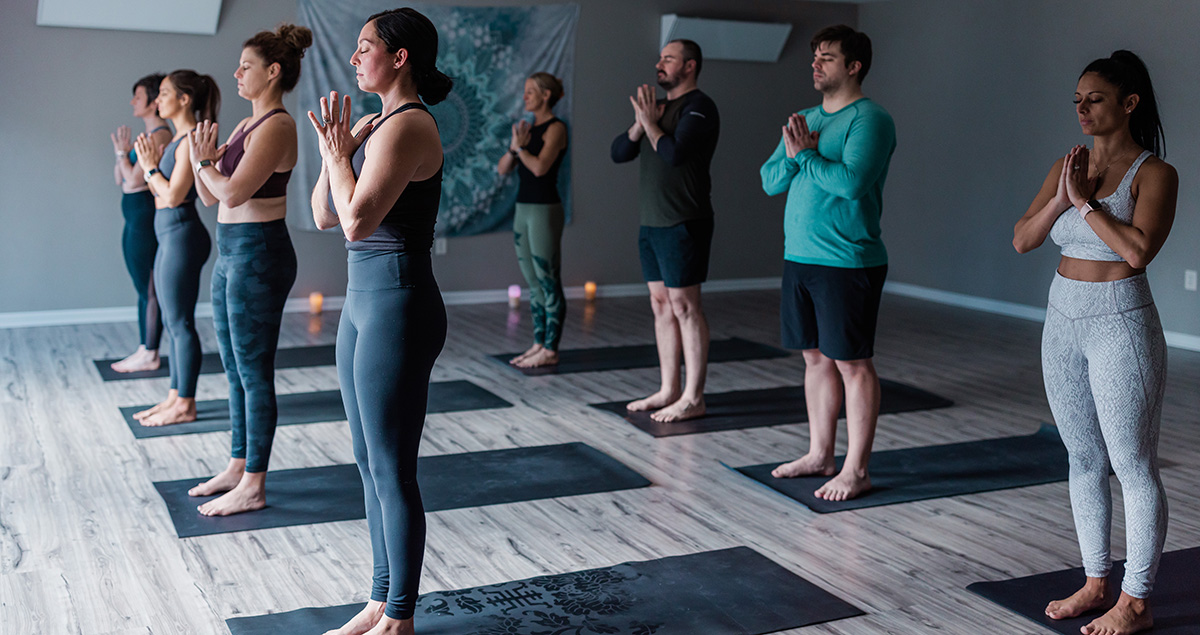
left=611, top=39, right=720, bottom=424
left=759, top=25, right=895, bottom=502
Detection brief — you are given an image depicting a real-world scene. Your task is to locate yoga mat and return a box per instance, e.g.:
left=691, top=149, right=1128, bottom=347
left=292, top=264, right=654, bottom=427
left=489, top=337, right=789, bottom=376
left=154, top=443, right=650, bottom=538
left=968, top=547, right=1200, bottom=634
left=590, top=380, right=954, bottom=437
left=120, top=381, right=512, bottom=439
left=93, top=344, right=337, bottom=381
left=226, top=546, right=864, bottom=635
left=731, top=423, right=1069, bottom=513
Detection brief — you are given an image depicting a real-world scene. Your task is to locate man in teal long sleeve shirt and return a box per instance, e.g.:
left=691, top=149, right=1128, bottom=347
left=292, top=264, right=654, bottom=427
left=759, top=25, right=896, bottom=502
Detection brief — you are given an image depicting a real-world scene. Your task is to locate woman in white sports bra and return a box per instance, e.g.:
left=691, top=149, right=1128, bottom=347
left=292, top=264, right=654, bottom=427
left=1014, top=50, right=1178, bottom=635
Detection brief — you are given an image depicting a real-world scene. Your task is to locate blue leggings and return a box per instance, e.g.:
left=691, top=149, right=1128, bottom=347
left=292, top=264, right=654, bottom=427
left=337, top=250, right=446, bottom=620
left=211, top=220, right=297, bottom=473
left=121, top=191, right=162, bottom=350
left=153, top=204, right=211, bottom=398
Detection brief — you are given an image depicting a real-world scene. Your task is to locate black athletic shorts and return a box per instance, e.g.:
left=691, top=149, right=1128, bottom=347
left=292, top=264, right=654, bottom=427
left=781, top=260, right=888, bottom=360
left=638, top=217, right=714, bottom=288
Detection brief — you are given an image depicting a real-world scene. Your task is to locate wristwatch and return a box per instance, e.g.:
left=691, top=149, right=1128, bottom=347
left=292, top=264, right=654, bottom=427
left=197, top=159, right=214, bottom=171
left=1078, top=199, right=1101, bottom=220
left=145, top=167, right=161, bottom=180
left=509, top=148, right=520, bottom=157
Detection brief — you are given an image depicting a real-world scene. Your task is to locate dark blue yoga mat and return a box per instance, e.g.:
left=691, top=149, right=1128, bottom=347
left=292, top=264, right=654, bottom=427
left=154, top=443, right=650, bottom=538
left=968, top=547, right=1200, bottom=633
left=120, top=381, right=511, bottom=439
left=225, top=547, right=864, bottom=635
left=731, top=423, right=1069, bottom=513
left=489, top=337, right=789, bottom=376
left=93, top=344, right=337, bottom=381
left=591, top=380, right=954, bottom=437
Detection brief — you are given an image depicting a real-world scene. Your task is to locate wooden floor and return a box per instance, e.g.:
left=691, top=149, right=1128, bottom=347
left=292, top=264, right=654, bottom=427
left=3, top=289, right=1199, bottom=634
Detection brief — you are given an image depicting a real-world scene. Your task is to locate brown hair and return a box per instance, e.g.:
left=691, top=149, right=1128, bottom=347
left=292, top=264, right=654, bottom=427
left=367, top=8, right=454, bottom=105
left=811, top=25, right=873, bottom=83
left=244, top=23, right=313, bottom=94
left=528, top=72, right=564, bottom=108
left=167, top=70, right=221, bottom=123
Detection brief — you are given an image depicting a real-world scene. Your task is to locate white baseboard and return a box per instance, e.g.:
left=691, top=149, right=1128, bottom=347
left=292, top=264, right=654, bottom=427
left=5, top=276, right=1198, bottom=353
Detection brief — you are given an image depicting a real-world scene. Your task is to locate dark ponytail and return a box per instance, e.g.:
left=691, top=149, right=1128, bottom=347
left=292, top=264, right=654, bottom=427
left=1081, top=50, right=1165, bottom=157
left=367, top=8, right=454, bottom=105
left=168, top=70, right=221, bottom=123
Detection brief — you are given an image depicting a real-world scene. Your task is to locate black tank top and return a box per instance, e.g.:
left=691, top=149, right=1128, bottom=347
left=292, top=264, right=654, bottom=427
left=331, top=103, right=442, bottom=252
left=516, top=117, right=565, bottom=204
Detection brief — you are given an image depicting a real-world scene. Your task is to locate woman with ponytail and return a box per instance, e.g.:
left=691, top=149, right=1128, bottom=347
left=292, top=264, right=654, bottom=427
left=308, top=8, right=451, bottom=635
left=184, top=24, right=311, bottom=516
left=109, top=74, right=172, bottom=373
left=1014, top=50, right=1177, bottom=635
left=498, top=72, right=568, bottom=368
left=131, top=70, right=220, bottom=426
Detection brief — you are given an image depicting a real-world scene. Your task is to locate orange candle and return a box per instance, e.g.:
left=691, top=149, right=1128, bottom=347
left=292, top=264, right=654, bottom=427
left=309, top=292, right=324, bottom=314
left=584, top=281, right=597, bottom=301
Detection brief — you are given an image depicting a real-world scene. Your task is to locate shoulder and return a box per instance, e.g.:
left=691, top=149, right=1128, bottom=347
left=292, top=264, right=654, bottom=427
left=688, top=90, right=718, bottom=114
left=853, top=100, right=894, bottom=124
left=1135, top=155, right=1178, bottom=187
left=367, top=108, right=440, bottom=151
left=352, top=112, right=379, bottom=136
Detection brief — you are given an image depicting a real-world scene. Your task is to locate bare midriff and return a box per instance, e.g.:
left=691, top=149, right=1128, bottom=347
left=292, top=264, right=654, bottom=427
left=218, top=195, right=287, bottom=224
left=1057, top=256, right=1143, bottom=283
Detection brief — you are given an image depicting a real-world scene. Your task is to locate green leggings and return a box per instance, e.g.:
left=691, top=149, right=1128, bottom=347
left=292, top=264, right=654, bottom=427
left=513, top=202, right=565, bottom=351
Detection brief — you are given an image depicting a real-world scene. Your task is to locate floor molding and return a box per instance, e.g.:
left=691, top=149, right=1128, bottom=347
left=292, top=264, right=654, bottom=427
left=5, top=276, right=1199, bottom=352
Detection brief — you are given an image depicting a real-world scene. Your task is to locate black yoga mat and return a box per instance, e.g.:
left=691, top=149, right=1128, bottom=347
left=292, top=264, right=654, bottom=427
left=225, top=546, right=864, bottom=635
left=731, top=423, right=1069, bottom=513
left=968, top=547, right=1200, bottom=634
left=591, top=379, right=954, bottom=437
left=120, top=380, right=511, bottom=439
left=93, top=344, right=337, bottom=381
left=489, top=336, right=789, bottom=376
left=154, top=442, right=650, bottom=538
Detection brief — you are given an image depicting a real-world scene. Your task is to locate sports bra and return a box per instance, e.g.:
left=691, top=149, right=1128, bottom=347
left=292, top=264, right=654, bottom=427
left=128, top=125, right=170, bottom=166
left=216, top=108, right=292, bottom=199
left=329, top=102, right=442, bottom=252
left=1050, top=150, right=1152, bottom=262
left=156, top=135, right=197, bottom=205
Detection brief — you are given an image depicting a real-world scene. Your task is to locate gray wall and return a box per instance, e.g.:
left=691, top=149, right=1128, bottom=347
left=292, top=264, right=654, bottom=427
left=0, top=0, right=855, bottom=313
left=859, top=0, right=1200, bottom=337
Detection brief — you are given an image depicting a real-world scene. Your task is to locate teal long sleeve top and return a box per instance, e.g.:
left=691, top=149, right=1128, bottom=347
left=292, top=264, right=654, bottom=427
left=760, top=98, right=896, bottom=268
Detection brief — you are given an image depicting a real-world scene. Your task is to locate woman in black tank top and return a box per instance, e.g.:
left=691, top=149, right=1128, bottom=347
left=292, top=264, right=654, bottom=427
left=497, top=72, right=569, bottom=368
left=307, top=9, right=453, bottom=635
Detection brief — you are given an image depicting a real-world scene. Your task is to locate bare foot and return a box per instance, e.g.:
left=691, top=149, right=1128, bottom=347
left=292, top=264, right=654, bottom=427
left=814, top=469, right=871, bottom=501
left=133, top=390, right=178, bottom=421
left=111, top=347, right=161, bottom=373
left=323, top=600, right=386, bottom=635
left=509, top=343, right=543, bottom=365
left=650, top=397, right=705, bottom=422
left=1046, top=577, right=1110, bottom=621
left=198, top=481, right=266, bottom=516
left=188, top=460, right=246, bottom=497
left=1082, top=593, right=1152, bottom=635
left=515, top=348, right=559, bottom=368
left=363, top=615, right=414, bottom=635
left=771, top=452, right=837, bottom=478
left=141, top=398, right=196, bottom=427
left=626, top=389, right=679, bottom=412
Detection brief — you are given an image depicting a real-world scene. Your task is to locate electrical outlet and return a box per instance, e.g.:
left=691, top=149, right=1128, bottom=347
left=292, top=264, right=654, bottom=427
left=1186, top=269, right=1197, bottom=292
left=434, top=238, right=447, bottom=255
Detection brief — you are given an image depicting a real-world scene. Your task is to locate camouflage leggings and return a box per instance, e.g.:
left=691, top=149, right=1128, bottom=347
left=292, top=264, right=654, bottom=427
left=514, top=202, right=566, bottom=351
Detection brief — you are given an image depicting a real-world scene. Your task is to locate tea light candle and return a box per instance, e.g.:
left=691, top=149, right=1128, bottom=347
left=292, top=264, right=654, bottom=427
left=309, top=292, right=324, bottom=314
left=508, top=284, right=521, bottom=308
left=584, top=281, right=597, bottom=301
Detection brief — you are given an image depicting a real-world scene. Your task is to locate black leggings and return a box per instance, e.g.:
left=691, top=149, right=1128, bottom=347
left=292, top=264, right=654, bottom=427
left=337, top=250, right=446, bottom=620
left=153, top=203, right=211, bottom=398
left=212, top=220, right=297, bottom=473
left=121, top=191, right=162, bottom=349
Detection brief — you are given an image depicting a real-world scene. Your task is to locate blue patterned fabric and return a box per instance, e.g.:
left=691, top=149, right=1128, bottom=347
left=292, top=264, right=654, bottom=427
left=294, top=1, right=578, bottom=236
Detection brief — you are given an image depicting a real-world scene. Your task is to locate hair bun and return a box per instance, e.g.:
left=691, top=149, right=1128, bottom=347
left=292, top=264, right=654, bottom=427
left=278, top=24, right=313, bottom=55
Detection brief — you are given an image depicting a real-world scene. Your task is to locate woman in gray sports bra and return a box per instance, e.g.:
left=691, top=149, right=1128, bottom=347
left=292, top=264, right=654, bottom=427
left=1013, top=50, right=1178, bottom=635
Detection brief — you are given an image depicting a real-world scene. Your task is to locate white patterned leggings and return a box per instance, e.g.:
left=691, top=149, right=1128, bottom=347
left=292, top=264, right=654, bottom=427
left=1042, top=272, right=1168, bottom=598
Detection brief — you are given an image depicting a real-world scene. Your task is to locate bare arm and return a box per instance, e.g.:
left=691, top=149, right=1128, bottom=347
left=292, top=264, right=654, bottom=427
left=311, top=163, right=339, bottom=230
left=513, top=121, right=566, bottom=177
left=196, top=117, right=296, bottom=208
left=1013, top=155, right=1073, bottom=253
left=327, top=116, right=430, bottom=241
left=1083, top=159, right=1178, bottom=269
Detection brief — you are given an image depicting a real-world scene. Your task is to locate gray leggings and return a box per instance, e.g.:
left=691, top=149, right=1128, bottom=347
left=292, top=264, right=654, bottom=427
left=1041, top=272, right=1168, bottom=598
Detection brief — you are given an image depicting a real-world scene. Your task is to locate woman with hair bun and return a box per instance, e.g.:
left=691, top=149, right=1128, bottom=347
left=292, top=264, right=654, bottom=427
left=1014, top=50, right=1177, bottom=635
left=110, top=73, right=172, bottom=373
left=184, top=24, right=312, bottom=517
left=308, top=7, right=451, bottom=635
left=498, top=71, right=568, bottom=368
left=131, top=70, right=219, bottom=426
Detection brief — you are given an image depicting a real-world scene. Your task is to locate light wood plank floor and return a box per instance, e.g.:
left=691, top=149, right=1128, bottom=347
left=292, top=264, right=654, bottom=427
left=2, top=290, right=1198, bottom=634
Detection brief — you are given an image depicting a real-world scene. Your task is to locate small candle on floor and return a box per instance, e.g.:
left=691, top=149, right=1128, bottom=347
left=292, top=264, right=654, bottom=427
left=508, top=284, right=521, bottom=309
left=309, top=292, right=324, bottom=315
left=584, top=281, right=597, bottom=301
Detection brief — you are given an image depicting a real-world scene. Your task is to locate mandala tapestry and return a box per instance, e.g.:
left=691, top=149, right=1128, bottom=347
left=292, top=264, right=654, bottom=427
left=293, top=1, right=578, bottom=236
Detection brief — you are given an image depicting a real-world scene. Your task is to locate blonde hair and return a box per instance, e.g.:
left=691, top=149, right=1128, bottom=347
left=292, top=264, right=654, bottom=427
left=528, top=72, right=564, bottom=108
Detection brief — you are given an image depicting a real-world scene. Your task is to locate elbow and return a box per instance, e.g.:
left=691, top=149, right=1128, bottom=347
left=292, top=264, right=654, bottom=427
left=1125, top=250, right=1151, bottom=270
left=1012, top=238, right=1030, bottom=254
left=530, top=165, right=550, bottom=178
left=342, top=217, right=373, bottom=242
left=161, top=194, right=186, bottom=208
left=837, top=182, right=872, bottom=201
left=225, top=194, right=251, bottom=209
